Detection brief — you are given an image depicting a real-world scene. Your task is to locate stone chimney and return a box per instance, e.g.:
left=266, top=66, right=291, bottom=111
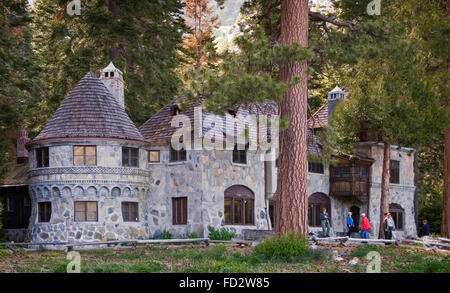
left=100, top=62, right=125, bottom=108
left=16, top=129, right=30, bottom=164
left=327, top=86, right=346, bottom=122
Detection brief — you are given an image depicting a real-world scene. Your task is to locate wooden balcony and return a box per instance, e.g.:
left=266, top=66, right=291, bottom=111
left=329, top=163, right=371, bottom=203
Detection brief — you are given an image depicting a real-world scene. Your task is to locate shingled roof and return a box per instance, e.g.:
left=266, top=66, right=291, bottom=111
left=308, top=102, right=328, bottom=129
left=33, top=72, right=145, bottom=143
left=139, top=98, right=280, bottom=146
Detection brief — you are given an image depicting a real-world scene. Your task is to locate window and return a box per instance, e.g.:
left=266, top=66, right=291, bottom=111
left=4, top=196, right=14, bottom=212
left=232, top=144, right=247, bottom=164
left=269, top=200, right=276, bottom=228
left=36, top=147, right=49, bottom=168
left=149, top=150, right=160, bottom=163
left=308, top=193, right=331, bottom=227
left=332, top=166, right=351, bottom=178
left=389, top=203, right=404, bottom=230
left=224, top=185, right=254, bottom=225
left=122, top=202, right=139, bottom=222
left=74, top=201, right=98, bottom=222
left=110, top=72, right=114, bottom=77
left=172, top=197, right=187, bottom=225
left=122, top=147, right=139, bottom=167
left=105, top=72, right=109, bottom=77
left=390, top=160, right=400, bottom=184
left=170, top=146, right=186, bottom=162
left=38, top=202, right=51, bottom=222
left=73, top=146, right=96, bottom=166
left=308, top=162, right=324, bottom=174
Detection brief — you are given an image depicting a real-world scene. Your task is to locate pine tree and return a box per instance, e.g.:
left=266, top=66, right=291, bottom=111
left=275, top=0, right=309, bottom=235
left=183, top=0, right=220, bottom=71
left=442, top=0, right=450, bottom=238
left=0, top=0, right=38, bottom=180
left=31, top=0, right=187, bottom=126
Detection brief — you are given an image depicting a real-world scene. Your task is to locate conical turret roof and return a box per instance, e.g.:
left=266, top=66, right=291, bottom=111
left=33, top=72, right=145, bottom=142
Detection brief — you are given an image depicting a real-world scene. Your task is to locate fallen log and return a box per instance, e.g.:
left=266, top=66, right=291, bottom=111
left=208, top=240, right=252, bottom=246
left=401, top=239, right=450, bottom=249
left=311, top=236, right=349, bottom=242
left=348, top=238, right=397, bottom=244
left=137, top=238, right=209, bottom=245
left=437, top=237, right=450, bottom=243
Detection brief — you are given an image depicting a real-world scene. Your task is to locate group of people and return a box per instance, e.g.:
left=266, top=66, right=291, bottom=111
left=320, top=208, right=432, bottom=239
left=320, top=209, right=399, bottom=239
left=320, top=209, right=372, bottom=239
left=345, top=211, right=371, bottom=239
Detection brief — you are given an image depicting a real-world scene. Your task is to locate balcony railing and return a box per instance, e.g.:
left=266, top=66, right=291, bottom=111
left=330, top=165, right=370, bottom=203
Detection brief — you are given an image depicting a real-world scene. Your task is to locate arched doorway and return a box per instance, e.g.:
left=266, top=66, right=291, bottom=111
left=224, top=185, right=254, bottom=225
left=389, top=203, right=404, bottom=230
left=308, top=193, right=331, bottom=227
left=350, top=206, right=360, bottom=227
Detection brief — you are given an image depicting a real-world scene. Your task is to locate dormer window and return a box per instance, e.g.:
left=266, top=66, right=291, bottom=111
left=171, top=104, right=181, bottom=116
left=228, top=110, right=237, bottom=117
left=105, top=72, right=109, bottom=78
left=110, top=72, right=114, bottom=77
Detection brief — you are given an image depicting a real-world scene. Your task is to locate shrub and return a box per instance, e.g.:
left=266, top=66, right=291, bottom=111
left=160, top=230, right=172, bottom=239
left=254, top=232, right=308, bottom=262
left=398, top=257, right=450, bottom=273
left=187, top=232, right=198, bottom=239
left=208, top=226, right=236, bottom=241
left=0, top=249, right=11, bottom=259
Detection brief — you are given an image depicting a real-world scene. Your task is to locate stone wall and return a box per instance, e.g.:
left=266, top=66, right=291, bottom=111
left=28, top=140, right=151, bottom=243
left=200, top=149, right=269, bottom=236
left=145, top=147, right=205, bottom=238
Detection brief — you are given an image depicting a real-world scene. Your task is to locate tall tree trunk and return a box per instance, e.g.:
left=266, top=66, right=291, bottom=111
left=441, top=0, right=450, bottom=238
left=379, top=141, right=391, bottom=239
left=275, top=0, right=309, bottom=235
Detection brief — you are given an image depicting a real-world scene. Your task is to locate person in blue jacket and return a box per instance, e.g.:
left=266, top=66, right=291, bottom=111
left=421, top=220, right=430, bottom=237
left=346, top=212, right=355, bottom=237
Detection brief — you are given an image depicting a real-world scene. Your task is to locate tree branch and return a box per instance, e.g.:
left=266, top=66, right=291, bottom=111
left=308, top=11, right=354, bottom=31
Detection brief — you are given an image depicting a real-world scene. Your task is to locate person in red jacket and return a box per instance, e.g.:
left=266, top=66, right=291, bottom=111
left=360, top=213, right=371, bottom=239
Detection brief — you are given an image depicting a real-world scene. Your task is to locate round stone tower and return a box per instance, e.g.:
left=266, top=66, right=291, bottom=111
left=27, top=67, right=150, bottom=245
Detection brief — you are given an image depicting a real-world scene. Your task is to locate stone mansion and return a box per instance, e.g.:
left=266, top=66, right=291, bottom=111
left=0, top=62, right=418, bottom=243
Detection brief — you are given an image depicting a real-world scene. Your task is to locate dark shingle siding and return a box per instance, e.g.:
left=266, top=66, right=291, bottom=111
left=33, top=72, right=144, bottom=142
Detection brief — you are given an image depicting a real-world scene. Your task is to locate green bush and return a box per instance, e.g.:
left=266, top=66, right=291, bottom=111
left=254, top=232, right=308, bottom=262
left=160, top=230, right=172, bottom=239
left=207, top=226, right=236, bottom=241
left=398, top=256, right=450, bottom=273
left=0, top=249, right=11, bottom=259
left=187, top=232, right=198, bottom=239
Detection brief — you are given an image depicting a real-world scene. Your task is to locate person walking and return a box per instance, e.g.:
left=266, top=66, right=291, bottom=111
left=421, top=220, right=430, bottom=237
left=360, top=213, right=371, bottom=239
left=320, top=208, right=331, bottom=237
left=346, top=212, right=354, bottom=237
left=384, top=213, right=395, bottom=240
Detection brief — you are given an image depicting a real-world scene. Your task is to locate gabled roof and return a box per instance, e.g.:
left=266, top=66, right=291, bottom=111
left=33, top=72, right=145, bottom=143
left=308, top=102, right=328, bottom=129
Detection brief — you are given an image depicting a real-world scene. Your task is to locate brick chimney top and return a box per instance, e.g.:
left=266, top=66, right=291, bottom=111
left=16, top=129, right=30, bottom=164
